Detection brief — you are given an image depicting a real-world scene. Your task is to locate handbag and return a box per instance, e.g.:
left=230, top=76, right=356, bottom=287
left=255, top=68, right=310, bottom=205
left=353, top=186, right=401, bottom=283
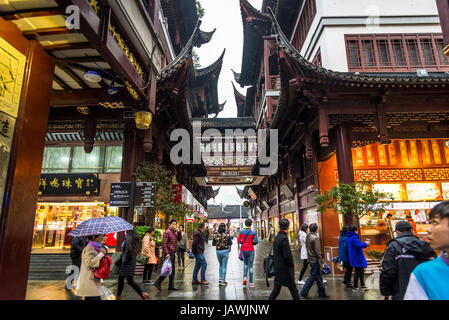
left=263, top=246, right=275, bottom=287
left=111, top=252, right=122, bottom=275
left=160, top=257, right=172, bottom=277
left=238, top=232, right=250, bottom=261
left=136, top=253, right=147, bottom=266
left=94, top=255, right=113, bottom=279
left=187, top=249, right=195, bottom=259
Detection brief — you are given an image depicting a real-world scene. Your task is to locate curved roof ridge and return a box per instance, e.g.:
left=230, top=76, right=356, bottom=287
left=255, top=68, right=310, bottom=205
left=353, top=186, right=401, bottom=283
left=232, top=81, right=246, bottom=102
left=195, top=28, right=217, bottom=48
left=159, top=20, right=202, bottom=80
left=240, top=0, right=271, bottom=23
left=195, top=48, right=226, bottom=77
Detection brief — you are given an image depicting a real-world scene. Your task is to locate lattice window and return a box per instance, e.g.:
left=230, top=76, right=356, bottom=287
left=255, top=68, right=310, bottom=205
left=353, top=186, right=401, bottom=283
left=345, top=34, right=449, bottom=72
left=291, top=0, right=317, bottom=52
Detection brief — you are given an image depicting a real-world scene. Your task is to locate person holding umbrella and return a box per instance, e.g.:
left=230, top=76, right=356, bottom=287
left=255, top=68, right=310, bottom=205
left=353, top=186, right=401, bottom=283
left=75, top=234, right=108, bottom=300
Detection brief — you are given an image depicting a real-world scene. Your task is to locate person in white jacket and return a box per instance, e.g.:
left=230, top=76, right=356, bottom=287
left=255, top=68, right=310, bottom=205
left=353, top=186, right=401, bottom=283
left=298, top=224, right=309, bottom=285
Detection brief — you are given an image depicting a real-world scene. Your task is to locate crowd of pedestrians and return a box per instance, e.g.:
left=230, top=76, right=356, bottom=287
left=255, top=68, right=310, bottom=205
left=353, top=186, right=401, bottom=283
left=70, top=200, right=449, bottom=300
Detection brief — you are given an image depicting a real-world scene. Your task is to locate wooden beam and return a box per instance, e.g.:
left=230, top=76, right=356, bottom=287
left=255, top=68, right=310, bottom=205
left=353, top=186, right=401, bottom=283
left=22, top=27, right=77, bottom=39
left=50, top=89, right=135, bottom=107
left=58, top=65, right=90, bottom=90
left=55, top=56, right=104, bottom=64
left=44, top=42, right=93, bottom=51
left=53, top=74, right=70, bottom=90
left=0, top=7, right=61, bottom=20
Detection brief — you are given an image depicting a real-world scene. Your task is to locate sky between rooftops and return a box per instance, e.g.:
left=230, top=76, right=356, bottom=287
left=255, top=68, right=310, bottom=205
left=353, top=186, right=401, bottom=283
left=196, top=0, right=263, bottom=206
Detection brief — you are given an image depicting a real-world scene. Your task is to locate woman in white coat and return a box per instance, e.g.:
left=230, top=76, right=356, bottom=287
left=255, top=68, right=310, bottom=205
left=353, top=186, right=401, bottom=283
left=297, top=224, right=309, bottom=285
left=75, top=234, right=107, bottom=300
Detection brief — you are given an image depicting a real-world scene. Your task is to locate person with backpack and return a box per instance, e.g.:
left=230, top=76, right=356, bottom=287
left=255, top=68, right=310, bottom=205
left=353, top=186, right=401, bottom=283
left=338, top=225, right=353, bottom=288
left=116, top=228, right=149, bottom=300
left=380, top=220, right=436, bottom=300
left=299, top=223, right=329, bottom=299
left=212, top=223, right=233, bottom=286
left=75, top=234, right=108, bottom=300
left=404, top=201, right=449, bottom=300
left=268, top=218, right=300, bottom=300
left=297, top=223, right=308, bottom=285
left=238, top=219, right=258, bottom=288
left=347, top=226, right=371, bottom=292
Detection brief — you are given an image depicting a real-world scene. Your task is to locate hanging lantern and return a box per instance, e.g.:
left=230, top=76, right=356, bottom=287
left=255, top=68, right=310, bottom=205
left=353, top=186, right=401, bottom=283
left=135, top=110, right=153, bottom=130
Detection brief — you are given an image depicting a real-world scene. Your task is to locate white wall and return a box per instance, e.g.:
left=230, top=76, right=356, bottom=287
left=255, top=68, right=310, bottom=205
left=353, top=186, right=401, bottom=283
left=295, top=0, right=443, bottom=71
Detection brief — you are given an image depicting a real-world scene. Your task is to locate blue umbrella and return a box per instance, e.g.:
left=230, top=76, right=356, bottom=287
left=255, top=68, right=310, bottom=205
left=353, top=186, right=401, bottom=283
left=69, top=216, right=134, bottom=237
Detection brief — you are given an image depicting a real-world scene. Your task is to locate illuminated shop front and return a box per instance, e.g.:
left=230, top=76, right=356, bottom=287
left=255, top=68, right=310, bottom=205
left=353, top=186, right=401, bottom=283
left=33, top=202, right=118, bottom=249
left=346, top=139, right=449, bottom=250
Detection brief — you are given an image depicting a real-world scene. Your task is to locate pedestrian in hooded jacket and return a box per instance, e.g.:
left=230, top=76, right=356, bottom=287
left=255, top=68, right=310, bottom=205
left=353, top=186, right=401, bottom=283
left=269, top=219, right=300, bottom=300
left=404, top=201, right=449, bottom=300
left=338, top=225, right=353, bottom=288
left=347, top=225, right=371, bottom=292
left=380, top=220, right=436, bottom=300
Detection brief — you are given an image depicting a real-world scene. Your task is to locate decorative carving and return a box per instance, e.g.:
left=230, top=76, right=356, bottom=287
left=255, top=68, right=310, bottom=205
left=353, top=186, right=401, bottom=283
left=77, top=107, right=90, bottom=115
left=90, top=0, right=100, bottom=14
left=423, top=168, right=449, bottom=180
left=99, top=101, right=125, bottom=109
left=109, top=25, right=144, bottom=78
left=355, top=170, right=378, bottom=181
left=124, top=81, right=139, bottom=100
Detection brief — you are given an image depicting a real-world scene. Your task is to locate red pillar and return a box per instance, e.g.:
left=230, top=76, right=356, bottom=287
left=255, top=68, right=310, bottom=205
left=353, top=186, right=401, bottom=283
left=335, top=124, right=358, bottom=226
left=0, top=19, right=55, bottom=300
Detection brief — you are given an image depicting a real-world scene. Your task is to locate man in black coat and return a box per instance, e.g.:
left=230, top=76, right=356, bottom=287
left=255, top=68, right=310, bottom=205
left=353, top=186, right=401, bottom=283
left=380, top=220, right=436, bottom=300
left=70, top=236, right=87, bottom=269
left=268, top=218, right=300, bottom=300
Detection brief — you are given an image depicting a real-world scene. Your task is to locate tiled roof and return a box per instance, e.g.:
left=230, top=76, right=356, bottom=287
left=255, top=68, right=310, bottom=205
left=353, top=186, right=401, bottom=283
left=192, top=117, right=256, bottom=129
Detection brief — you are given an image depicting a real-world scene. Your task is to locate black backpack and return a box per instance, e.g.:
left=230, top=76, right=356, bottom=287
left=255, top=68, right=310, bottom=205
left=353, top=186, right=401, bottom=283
left=263, top=246, right=275, bottom=287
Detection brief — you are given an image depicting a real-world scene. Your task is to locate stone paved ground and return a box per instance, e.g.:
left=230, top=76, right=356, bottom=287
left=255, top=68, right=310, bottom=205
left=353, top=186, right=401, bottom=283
left=26, top=240, right=383, bottom=300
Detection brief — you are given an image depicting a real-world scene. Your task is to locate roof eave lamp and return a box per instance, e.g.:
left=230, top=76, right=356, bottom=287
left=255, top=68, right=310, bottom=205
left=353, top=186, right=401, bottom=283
left=84, top=71, right=102, bottom=83
left=135, top=110, right=153, bottom=130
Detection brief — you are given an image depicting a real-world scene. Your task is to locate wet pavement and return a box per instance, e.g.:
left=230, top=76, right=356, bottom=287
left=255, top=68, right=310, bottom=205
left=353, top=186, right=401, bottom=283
left=26, top=240, right=383, bottom=300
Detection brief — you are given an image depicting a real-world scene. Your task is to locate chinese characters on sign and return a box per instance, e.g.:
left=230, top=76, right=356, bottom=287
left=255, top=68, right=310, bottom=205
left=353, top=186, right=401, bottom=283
left=0, top=111, right=15, bottom=219
left=109, top=182, right=155, bottom=207
left=39, top=174, right=99, bottom=195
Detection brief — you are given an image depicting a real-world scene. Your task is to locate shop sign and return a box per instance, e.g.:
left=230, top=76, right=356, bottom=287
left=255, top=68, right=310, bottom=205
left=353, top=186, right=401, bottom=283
left=0, top=112, right=15, bottom=219
left=110, top=182, right=155, bottom=207
left=373, top=184, right=405, bottom=201
left=442, top=183, right=449, bottom=200
left=406, top=183, right=442, bottom=201
left=39, top=173, right=99, bottom=196
left=384, top=202, right=441, bottom=210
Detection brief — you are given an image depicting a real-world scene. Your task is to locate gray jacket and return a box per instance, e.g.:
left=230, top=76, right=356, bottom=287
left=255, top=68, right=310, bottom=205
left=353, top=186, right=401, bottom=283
left=306, top=232, right=322, bottom=264
left=177, top=232, right=188, bottom=250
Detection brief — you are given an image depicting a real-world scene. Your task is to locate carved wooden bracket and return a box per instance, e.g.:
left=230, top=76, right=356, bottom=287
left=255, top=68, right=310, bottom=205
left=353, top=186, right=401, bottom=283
left=319, top=106, right=330, bottom=147
left=305, top=132, right=313, bottom=160
left=84, top=115, right=96, bottom=153
left=143, top=126, right=153, bottom=153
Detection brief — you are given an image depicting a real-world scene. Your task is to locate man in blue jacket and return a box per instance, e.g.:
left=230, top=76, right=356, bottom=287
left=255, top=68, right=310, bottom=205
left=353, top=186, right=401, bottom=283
left=347, top=225, right=371, bottom=292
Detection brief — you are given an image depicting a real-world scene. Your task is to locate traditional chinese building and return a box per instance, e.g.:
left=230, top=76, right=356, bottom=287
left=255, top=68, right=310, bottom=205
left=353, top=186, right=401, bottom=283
left=237, top=0, right=449, bottom=258
left=0, top=0, right=220, bottom=299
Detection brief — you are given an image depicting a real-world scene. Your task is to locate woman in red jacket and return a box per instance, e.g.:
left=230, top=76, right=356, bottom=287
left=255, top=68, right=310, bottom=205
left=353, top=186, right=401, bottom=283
left=237, top=219, right=259, bottom=288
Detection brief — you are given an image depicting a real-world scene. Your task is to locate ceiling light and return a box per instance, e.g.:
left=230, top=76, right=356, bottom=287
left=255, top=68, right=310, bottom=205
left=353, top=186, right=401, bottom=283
left=108, top=81, right=119, bottom=95
left=84, top=71, right=102, bottom=83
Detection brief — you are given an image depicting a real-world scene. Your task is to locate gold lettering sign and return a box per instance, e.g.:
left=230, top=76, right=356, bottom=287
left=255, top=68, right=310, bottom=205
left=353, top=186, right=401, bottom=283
left=0, top=37, right=26, bottom=118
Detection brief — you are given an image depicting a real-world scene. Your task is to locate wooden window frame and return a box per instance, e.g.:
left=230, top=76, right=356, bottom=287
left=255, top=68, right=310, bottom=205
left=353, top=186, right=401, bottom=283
left=292, top=0, right=317, bottom=52
left=345, top=33, right=449, bottom=72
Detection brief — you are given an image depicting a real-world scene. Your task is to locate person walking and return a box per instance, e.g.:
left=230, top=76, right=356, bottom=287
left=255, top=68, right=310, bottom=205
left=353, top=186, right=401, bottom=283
left=75, top=234, right=107, bottom=300
left=154, top=219, right=182, bottom=291
left=380, top=220, right=436, bottom=300
left=269, top=219, right=300, bottom=300
left=347, top=226, right=371, bottom=292
left=70, top=236, right=87, bottom=288
left=204, top=225, right=210, bottom=244
left=142, top=227, right=157, bottom=284
left=192, top=222, right=209, bottom=286
left=238, top=219, right=258, bottom=288
left=116, top=229, right=149, bottom=300
left=300, top=223, right=329, bottom=299
left=404, top=201, right=449, bottom=300
left=297, top=224, right=309, bottom=285
left=338, top=225, right=353, bottom=288
left=212, top=223, right=233, bottom=286
left=177, top=225, right=188, bottom=270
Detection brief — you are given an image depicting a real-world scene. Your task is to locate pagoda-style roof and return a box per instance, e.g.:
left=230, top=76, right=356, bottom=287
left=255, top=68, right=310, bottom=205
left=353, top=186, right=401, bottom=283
left=232, top=82, right=247, bottom=117
left=273, top=0, right=303, bottom=38
left=196, top=28, right=217, bottom=48
left=237, top=0, right=272, bottom=87
left=268, top=9, right=449, bottom=88
left=189, top=49, right=227, bottom=118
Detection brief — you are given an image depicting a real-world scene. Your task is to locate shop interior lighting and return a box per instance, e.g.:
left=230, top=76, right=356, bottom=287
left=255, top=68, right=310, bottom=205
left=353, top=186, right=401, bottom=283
left=446, top=140, right=449, bottom=148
